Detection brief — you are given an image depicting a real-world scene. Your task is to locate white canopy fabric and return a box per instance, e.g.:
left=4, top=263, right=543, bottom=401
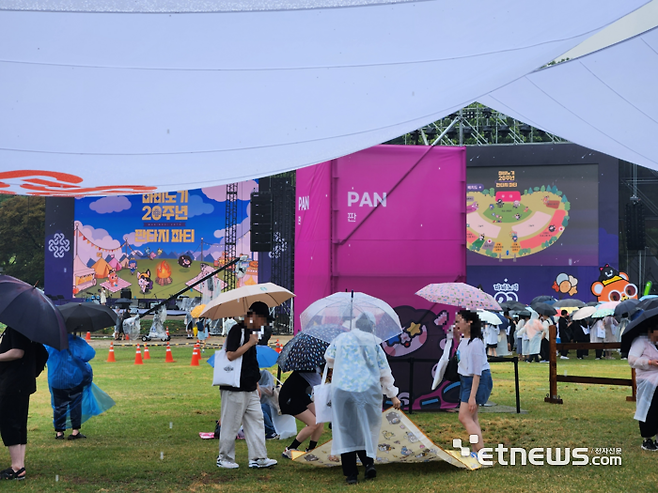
left=480, top=26, right=658, bottom=172
left=0, top=1, right=646, bottom=196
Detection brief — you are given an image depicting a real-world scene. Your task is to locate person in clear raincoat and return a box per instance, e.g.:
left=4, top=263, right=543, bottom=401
left=628, top=324, right=658, bottom=450
left=324, top=313, right=401, bottom=485
left=517, top=311, right=544, bottom=363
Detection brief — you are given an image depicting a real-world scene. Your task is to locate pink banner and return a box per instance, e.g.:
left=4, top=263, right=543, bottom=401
left=294, top=145, right=466, bottom=331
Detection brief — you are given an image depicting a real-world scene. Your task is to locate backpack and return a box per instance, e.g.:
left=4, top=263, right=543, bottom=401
left=33, top=342, right=49, bottom=378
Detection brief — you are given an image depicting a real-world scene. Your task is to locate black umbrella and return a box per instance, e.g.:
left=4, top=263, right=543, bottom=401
left=0, top=275, right=68, bottom=349
left=499, top=300, right=526, bottom=311
left=517, top=310, right=532, bottom=318
left=635, top=297, right=658, bottom=312
left=621, top=307, right=658, bottom=354
left=532, top=302, right=558, bottom=317
left=112, top=298, right=133, bottom=309
left=614, top=298, right=640, bottom=318
left=57, top=302, right=118, bottom=333
left=531, top=295, right=556, bottom=305
left=277, top=324, right=347, bottom=372
left=553, top=298, right=586, bottom=308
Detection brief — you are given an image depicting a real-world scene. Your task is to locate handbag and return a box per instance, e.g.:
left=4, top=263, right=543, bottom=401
left=445, top=354, right=460, bottom=382
left=313, top=365, right=332, bottom=424
left=212, top=330, right=244, bottom=387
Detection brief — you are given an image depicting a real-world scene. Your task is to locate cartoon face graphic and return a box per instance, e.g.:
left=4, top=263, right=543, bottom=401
left=378, top=443, right=394, bottom=453
left=406, top=432, right=419, bottom=443
left=137, top=270, right=153, bottom=294
left=591, top=266, right=638, bottom=302
left=303, top=454, right=319, bottom=462
left=385, top=412, right=401, bottom=425
left=108, top=269, right=119, bottom=287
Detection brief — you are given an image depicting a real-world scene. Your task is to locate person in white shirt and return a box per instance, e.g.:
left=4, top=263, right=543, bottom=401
left=455, top=309, right=493, bottom=454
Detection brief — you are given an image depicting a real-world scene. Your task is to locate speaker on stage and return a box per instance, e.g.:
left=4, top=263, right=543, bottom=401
left=626, top=200, right=646, bottom=251
left=120, top=288, right=132, bottom=299
left=250, top=191, right=273, bottom=252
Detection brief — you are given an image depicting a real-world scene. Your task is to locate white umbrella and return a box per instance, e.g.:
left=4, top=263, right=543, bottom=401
left=299, top=291, right=402, bottom=344
left=477, top=310, right=502, bottom=326
left=572, top=306, right=597, bottom=321
left=200, top=282, right=294, bottom=320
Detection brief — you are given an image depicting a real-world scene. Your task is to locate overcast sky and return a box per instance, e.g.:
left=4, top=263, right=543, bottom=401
left=559, top=0, right=658, bottom=60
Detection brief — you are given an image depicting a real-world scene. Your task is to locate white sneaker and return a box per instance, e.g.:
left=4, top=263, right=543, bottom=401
left=248, top=458, right=277, bottom=469
left=217, top=458, right=239, bottom=469
left=560, top=356, right=569, bottom=360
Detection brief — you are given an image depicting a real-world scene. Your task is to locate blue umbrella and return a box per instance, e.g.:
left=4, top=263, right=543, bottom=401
left=207, top=344, right=280, bottom=369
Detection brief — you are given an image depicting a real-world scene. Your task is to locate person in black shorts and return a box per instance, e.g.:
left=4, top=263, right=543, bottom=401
left=279, top=368, right=325, bottom=459
left=0, top=328, right=42, bottom=480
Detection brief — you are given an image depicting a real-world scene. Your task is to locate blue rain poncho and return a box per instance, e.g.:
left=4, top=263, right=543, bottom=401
left=46, top=334, right=115, bottom=429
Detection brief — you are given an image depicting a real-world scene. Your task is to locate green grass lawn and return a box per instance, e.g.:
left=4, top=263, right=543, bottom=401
left=12, top=346, right=658, bottom=492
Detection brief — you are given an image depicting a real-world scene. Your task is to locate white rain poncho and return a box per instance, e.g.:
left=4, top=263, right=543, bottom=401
left=325, top=322, right=398, bottom=459
left=518, top=312, right=544, bottom=356
left=628, top=336, right=658, bottom=422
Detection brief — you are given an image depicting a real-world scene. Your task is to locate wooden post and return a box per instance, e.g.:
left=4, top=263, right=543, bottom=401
left=544, top=324, right=563, bottom=404
left=627, top=368, right=637, bottom=402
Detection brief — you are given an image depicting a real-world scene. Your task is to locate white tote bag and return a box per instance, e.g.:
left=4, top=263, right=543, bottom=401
left=313, top=365, right=332, bottom=424
left=212, top=330, right=244, bottom=388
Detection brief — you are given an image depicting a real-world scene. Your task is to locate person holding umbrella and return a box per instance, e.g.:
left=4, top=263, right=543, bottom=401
left=216, top=301, right=278, bottom=469
left=625, top=308, right=658, bottom=450
left=0, top=327, right=47, bottom=480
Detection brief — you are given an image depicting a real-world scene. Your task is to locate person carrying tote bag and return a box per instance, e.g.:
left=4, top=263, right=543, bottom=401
left=213, top=331, right=244, bottom=388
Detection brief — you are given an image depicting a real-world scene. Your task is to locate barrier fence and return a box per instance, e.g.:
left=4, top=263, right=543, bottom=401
left=545, top=324, right=636, bottom=404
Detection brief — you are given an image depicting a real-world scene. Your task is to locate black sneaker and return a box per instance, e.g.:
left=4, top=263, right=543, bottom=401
left=346, top=475, right=358, bottom=485
left=641, top=438, right=658, bottom=451
left=364, top=464, right=377, bottom=480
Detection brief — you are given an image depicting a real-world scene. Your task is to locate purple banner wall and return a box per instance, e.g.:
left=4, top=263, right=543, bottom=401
left=295, top=145, right=466, bottom=330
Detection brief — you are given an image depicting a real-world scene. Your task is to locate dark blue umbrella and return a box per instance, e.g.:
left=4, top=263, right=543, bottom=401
left=277, top=324, right=347, bottom=372
left=531, top=295, right=557, bottom=305
left=614, top=298, right=640, bottom=318
left=0, top=275, right=68, bottom=349
left=494, top=312, right=509, bottom=332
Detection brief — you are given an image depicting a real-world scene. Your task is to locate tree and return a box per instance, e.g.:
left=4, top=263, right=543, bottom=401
left=0, top=196, right=46, bottom=285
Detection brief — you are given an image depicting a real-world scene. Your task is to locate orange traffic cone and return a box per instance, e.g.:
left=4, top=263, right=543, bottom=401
left=134, top=344, right=143, bottom=365
left=166, top=326, right=170, bottom=338
left=190, top=345, right=200, bottom=366
left=165, top=343, right=175, bottom=363
left=85, top=331, right=91, bottom=342
left=143, top=343, right=151, bottom=360
left=275, top=339, right=282, bottom=353
left=125, top=333, right=130, bottom=341
left=106, top=341, right=116, bottom=363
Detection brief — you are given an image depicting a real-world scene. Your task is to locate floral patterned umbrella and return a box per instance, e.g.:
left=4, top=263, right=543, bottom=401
left=415, top=283, right=501, bottom=311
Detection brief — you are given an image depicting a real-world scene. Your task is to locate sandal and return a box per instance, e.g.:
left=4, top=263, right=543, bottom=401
left=55, top=433, right=65, bottom=440
left=0, top=467, right=25, bottom=480
left=68, top=433, right=87, bottom=440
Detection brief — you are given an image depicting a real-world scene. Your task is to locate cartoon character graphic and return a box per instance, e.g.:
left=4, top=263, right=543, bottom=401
left=406, top=432, right=419, bottom=443
left=385, top=412, right=401, bottom=425
left=382, top=430, right=395, bottom=440
left=400, top=446, right=413, bottom=456
left=137, top=269, right=153, bottom=294
left=128, top=258, right=137, bottom=275
left=143, top=247, right=151, bottom=257
left=303, top=454, right=319, bottom=462
left=553, top=273, right=578, bottom=296
left=108, top=269, right=119, bottom=288
left=327, top=455, right=340, bottom=463
left=378, top=443, right=394, bottom=454
left=178, top=254, right=192, bottom=268
left=590, top=264, right=638, bottom=302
